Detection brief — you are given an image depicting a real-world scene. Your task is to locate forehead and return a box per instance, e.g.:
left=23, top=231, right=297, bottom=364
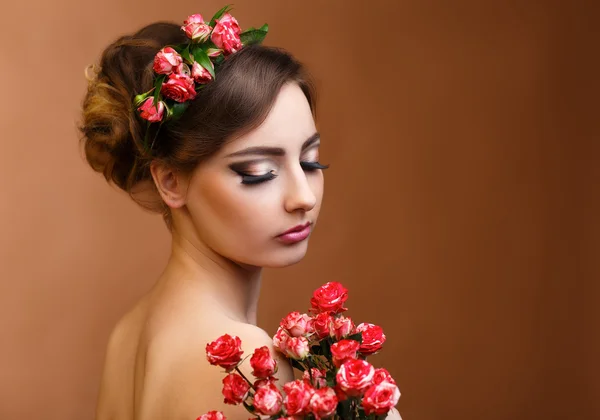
left=220, top=82, right=316, bottom=154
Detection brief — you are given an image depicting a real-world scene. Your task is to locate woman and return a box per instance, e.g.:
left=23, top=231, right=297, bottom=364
left=81, top=10, right=400, bottom=420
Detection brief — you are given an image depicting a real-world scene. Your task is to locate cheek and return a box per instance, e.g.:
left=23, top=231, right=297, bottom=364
left=197, top=176, right=281, bottom=234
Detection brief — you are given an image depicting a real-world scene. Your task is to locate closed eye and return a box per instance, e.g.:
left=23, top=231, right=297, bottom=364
left=301, top=161, right=329, bottom=171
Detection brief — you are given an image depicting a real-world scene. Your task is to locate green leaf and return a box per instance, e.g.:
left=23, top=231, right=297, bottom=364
left=152, top=75, right=166, bottom=104
left=169, top=102, right=189, bottom=120
left=290, top=358, right=306, bottom=372
left=209, top=4, right=232, bottom=27
left=192, top=48, right=216, bottom=79
left=348, top=332, right=363, bottom=344
left=240, top=24, right=269, bottom=46
left=320, top=338, right=332, bottom=358
left=181, top=44, right=193, bottom=63
left=336, top=399, right=352, bottom=419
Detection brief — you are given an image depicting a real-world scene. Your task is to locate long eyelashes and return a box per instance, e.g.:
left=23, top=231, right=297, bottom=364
left=237, top=170, right=278, bottom=185
left=233, top=161, right=329, bottom=185
left=301, top=161, right=330, bottom=171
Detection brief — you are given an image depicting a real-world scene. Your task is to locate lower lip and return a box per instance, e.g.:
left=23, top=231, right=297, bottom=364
left=277, top=225, right=311, bottom=244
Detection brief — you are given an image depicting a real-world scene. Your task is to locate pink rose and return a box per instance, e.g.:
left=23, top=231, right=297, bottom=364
left=272, top=326, right=290, bottom=354
left=310, top=282, right=348, bottom=314
left=302, top=368, right=327, bottom=388
left=331, top=315, right=354, bottom=340
left=283, top=380, right=314, bottom=416
left=285, top=336, right=310, bottom=360
left=253, top=382, right=283, bottom=416
left=181, top=14, right=212, bottom=42
left=250, top=346, right=277, bottom=379
left=330, top=339, right=360, bottom=368
left=336, top=359, right=375, bottom=397
left=281, top=311, right=312, bottom=337
left=160, top=73, right=197, bottom=103
left=137, top=98, right=165, bottom=122
left=196, top=411, right=225, bottom=420
left=372, top=368, right=396, bottom=386
left=362, top=381, right=401, bottom=415
left=205, top=334, right=243, bottom=371
left=355, top=323, right=386, bottom=355
left=211, top=13, right=242, bottom=55
left=310, top=312, right=333, bottom=339
left=222, top=373, right=250, bottom=405
left=153, top=47, right=183, bottom=74
left=191, top=62, right=213, bottom=84
left=308, top=387, right=338, bottom=419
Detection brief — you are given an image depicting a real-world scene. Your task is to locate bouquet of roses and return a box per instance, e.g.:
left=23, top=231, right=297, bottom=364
left=199, top=282, right=400, bottom=420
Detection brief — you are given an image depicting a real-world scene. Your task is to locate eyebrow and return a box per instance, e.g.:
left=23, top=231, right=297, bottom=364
left=225, top=132, right=321, bottom=158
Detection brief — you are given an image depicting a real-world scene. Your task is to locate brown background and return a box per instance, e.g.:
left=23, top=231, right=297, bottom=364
left=0, top=0, right=597, bottom=419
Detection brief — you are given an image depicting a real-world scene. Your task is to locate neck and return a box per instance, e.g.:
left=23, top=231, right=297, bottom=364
left=159, top=228, right=263, bottom=325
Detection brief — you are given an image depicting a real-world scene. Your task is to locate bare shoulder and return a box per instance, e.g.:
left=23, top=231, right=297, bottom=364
left=96, top=303, right=146, bottom=420
left=138, top=320, right=293, bottom=420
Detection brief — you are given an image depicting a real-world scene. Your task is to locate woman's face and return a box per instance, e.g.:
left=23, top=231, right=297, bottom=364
left=183, top=82, right=325, bottom=268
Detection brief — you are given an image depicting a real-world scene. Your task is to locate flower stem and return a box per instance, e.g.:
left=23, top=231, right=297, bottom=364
left=234, top=366, right=256, bottom=391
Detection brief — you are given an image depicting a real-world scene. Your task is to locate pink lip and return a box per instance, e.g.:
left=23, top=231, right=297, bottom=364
left=277, top=222, right=312, bottom=244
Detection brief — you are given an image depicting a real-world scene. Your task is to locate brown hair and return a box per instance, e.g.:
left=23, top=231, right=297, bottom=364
left=79, top=22, right=316, bottom=226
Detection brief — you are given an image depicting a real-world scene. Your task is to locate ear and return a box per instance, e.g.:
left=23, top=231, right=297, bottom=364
left=150, top=161, right=188, bottom=209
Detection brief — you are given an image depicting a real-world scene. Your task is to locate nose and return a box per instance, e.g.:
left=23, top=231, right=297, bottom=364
left=283, top=168, right=317, bottom=214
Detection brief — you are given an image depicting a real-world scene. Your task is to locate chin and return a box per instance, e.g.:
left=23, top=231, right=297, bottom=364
left=259, top=243, right=310, bottom=268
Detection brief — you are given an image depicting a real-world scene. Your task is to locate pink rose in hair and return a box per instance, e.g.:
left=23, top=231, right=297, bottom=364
left=211, top=13, right=242, bottom=55
left=192, top=62, right=213, bottom=84
left=153, top=47, right=183, bottom=74
left=160, top=73, right=197, bottom=103
left=181, top=14, right=212, bottom=43
left=137, top=98, right=165, bottom=122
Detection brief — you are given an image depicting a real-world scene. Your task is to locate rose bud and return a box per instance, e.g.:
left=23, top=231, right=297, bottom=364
left=211, top=13, right=242, bottom=55
left=281, top=311, right=312, bottom=337
left=253, top=382, right=283, bottom=416
left=302, top=368, right=327, bottom=388
left=250, top=346, right=277, bottom=378
left=222, top=373, right=250, bottom=405
left=191, top=62, right=213, bottom=84
left=205, top=334, right=243, bottom=371
left=330, top=339, right=360, bottom=367
left=283, top=379, right=314, bottom=416
left=372, top=368, right=396, bottom=385
left=310, top=282, right=348, bottom=314
left=336, top=359, right=375, bottom=397
left=137, top=98, right=165, bottom=122
left=310, top=312, right=333, bottom=340
left=308, top=387, right=338, bottom=419
left=272, top=326, right=290, bottom=354
left=181, top=14, right=212, bottom=43
left=153, top=47, right=183, bottom=74
left=160, top=73, right=197, bottom=103
left=206, top=47, right=223, bottom=58
left=285, top=336, right=310, bottom=360
left=331, top=315, right=354, bottom=340
left=355, top=323, right=386, bottom=355
left=362, top=381, right=401, bottom=416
